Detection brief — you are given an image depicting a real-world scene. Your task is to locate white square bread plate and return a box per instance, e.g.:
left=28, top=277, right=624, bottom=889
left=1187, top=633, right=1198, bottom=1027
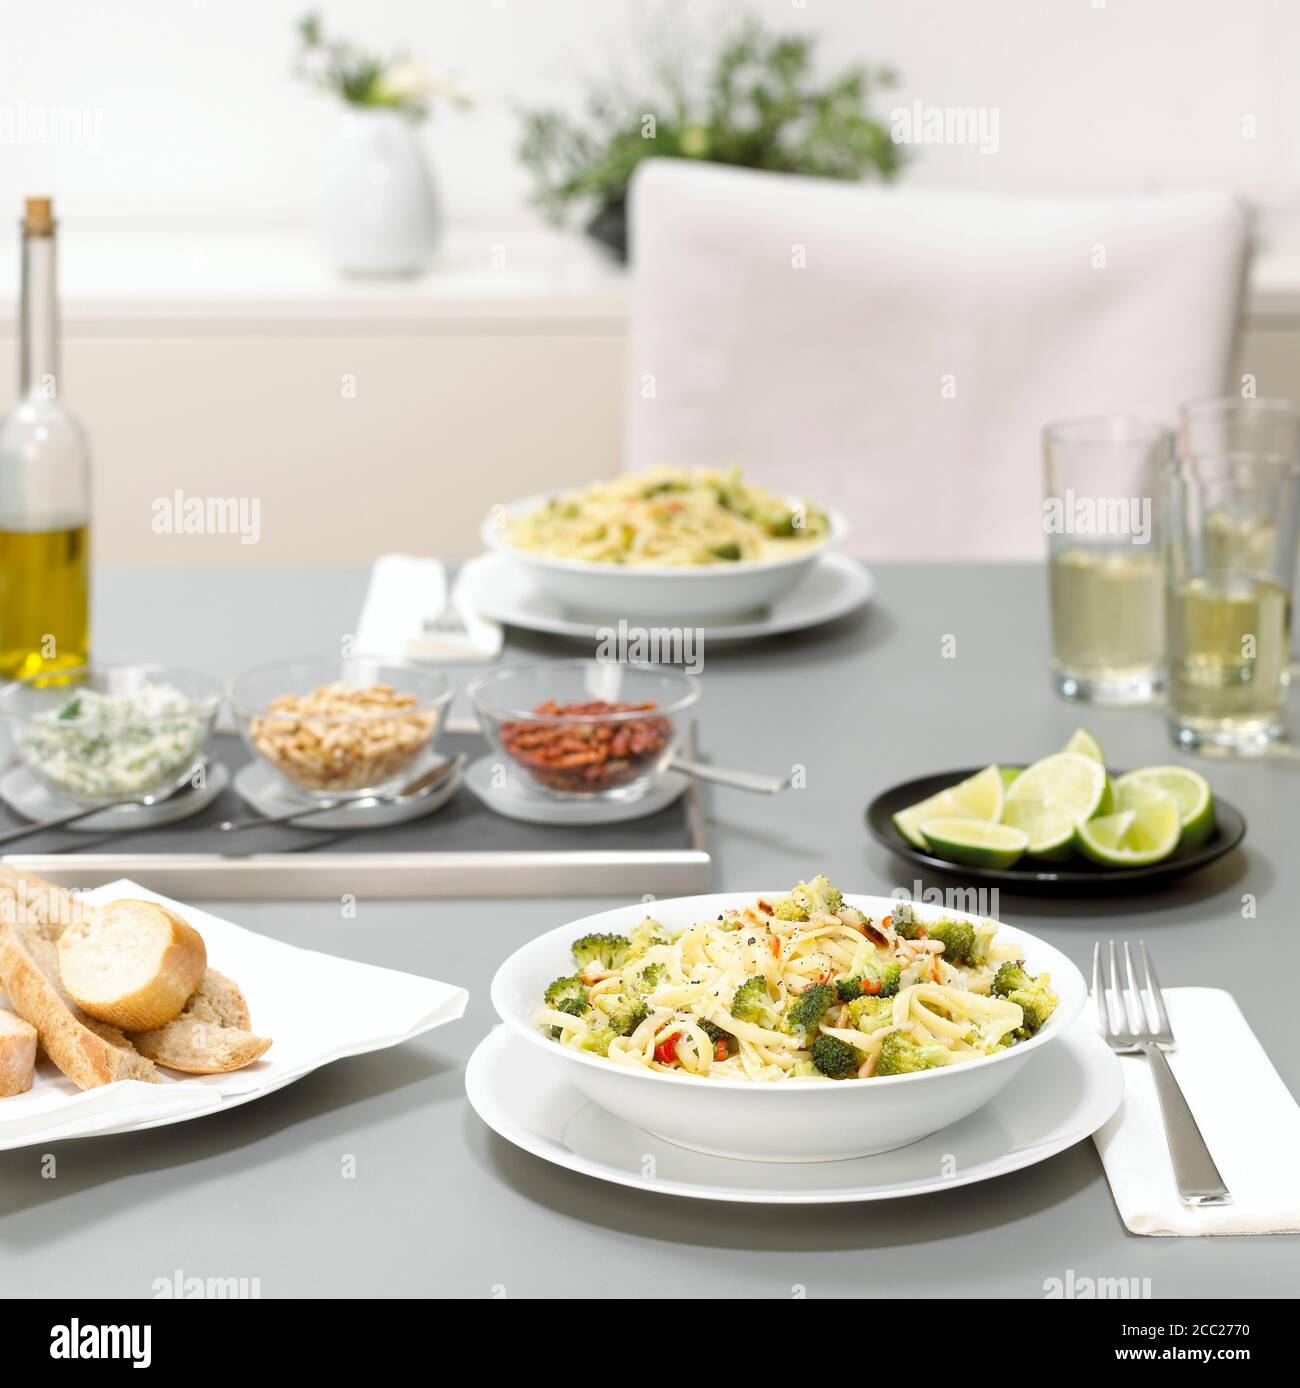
left=0, top=880, right=468, bottom=1150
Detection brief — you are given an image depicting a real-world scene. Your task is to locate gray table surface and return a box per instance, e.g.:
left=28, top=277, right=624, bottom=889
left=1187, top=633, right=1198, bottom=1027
left=2, top=563, right=1297, bottom=1300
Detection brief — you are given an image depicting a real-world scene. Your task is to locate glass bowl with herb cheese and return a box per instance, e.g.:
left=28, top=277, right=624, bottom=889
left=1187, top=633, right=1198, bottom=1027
left=0, top=663, right=221, bottom=804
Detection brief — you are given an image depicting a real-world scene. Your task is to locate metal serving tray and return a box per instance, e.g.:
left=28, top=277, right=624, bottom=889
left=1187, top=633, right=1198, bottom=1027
left=0, top=730, right=710, bottom=899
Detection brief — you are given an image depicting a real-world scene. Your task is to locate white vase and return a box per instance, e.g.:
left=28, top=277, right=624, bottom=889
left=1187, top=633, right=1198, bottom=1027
left=322, top=107, right=439, bottom=277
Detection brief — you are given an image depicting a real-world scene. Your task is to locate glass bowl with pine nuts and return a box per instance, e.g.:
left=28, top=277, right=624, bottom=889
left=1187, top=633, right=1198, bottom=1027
left=468, top=660, right=700, bottom=802
left=228, top=658, right=453, bottom=800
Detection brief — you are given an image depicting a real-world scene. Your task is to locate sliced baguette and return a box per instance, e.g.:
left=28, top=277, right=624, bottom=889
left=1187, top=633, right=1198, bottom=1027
left=0, top=869, right=161, bottom=1089
left=59, top=898, right=207, bottom=1031
left=133, top=971, right=271, bottom=1074
left=0, top=1008, right=37, bottom=1096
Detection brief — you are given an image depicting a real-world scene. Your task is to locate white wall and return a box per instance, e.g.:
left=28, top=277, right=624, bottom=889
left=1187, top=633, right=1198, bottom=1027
left=1, top=0, right=1296, bottom=230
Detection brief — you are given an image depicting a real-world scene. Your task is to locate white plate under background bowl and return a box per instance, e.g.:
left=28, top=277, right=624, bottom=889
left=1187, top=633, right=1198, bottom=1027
left=232, top=756, right=461, bottom=830
left=481, top=494, right=847, bottom=624
left=0, top=761, right=229, bottom=832
left=490, top=893, right=1088, bottom=1163
left=465, top=550, right=872, bottom=646
left=464, top=755, right=688, bottom=826
left=467, top=1016, right=1121, bottom=1204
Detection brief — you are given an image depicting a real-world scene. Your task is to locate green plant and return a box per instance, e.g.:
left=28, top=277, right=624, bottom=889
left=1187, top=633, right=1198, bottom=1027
left=518, top=16, right=901, bottom=237
left=295, top=12, right=472, bottom=119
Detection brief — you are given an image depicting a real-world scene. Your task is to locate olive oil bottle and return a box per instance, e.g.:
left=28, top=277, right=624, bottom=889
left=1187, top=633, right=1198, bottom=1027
left=0, top=197, right=90, bottom=678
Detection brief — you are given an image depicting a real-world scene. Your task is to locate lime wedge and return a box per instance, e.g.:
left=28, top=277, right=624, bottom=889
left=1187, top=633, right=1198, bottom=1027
left=1114, top=767, right=1215, bottom=849
left=1075, top=792, right=1181, bottom=867
left=1001, top=752, right=1109, bottom=858
left=1063, top=727, right=1104, bottom=763
left=891, top=765, right=1004, bottom=849
left=919, top=818, right=1029, bottom=869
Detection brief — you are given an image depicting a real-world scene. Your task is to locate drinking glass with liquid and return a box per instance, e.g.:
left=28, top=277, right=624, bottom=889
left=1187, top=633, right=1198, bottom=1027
left=1163, top=450, right=1300, bottom=753
left=1044, top=417, right=1172, bottom=704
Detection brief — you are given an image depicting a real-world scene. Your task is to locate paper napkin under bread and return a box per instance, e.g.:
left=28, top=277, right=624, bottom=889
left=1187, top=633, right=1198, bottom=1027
left=1092, top=986, right=1300, bottom=1236
left=355, top=553, right=502, bottom=663
left=0, top=881, right=469, bottom=1150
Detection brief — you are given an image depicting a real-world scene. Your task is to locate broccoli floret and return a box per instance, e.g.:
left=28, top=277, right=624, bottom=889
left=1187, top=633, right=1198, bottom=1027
left=571, top=932, right=631, bottom=971
left=695, top=1015, right=736, bottom=1058
left=991, top=961, right=1059, bottom=1038
left=625, top=916, right=670, bottom=961
left=875, top=1030, right=951, bottom=1076
left=576, top=1025, right=615, bottom=1056
left=544, top=996, right=589, bottom=1039
left=846, top=995, right=895, bottom=1031
left=889, top=901, right=926, bottom=940
left=606, top=997, right=650, bottom=1037
left=835, top=959, right=903, bottom=1001
left=543, top=975, right=588, bottom=1009
left=788, top=1057, right=820, bottom=1078
left=926, top=919, right=977, bottom=966
left=971, top=919, right=998, bottom=966
left=623, top=961, right=665, bottom=995
left=782, top=982, right=833, bottom=1037
left=707, top=541, right=742, bottom=561
left=964, top=1022, right=1013, bottom=1056
left=730, top=975, right=779, bottom=1028
left=695, top=1016, right=732, bottom=1044
left=800, top=875, right=844, bottom=916
left=810, top=1034, right=862, bottom=1079
left=773, top=874, right=844, bottom=921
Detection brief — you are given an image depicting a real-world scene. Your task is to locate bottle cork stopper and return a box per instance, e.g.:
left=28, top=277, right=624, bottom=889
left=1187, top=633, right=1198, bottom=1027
left=23, top=197, right=54, bottom=236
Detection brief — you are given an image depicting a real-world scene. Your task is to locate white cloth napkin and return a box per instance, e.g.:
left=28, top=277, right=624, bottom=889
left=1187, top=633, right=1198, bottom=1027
left=355, top=553, right=502, bottom=663
left=1093, top=986, right=1300, bottom=1236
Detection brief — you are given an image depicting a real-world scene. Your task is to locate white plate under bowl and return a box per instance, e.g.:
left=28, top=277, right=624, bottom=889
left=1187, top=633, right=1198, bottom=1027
left=491, top=894, right=1088, bottom=1163
left=481, top=494, right=846, bottom=623
left=464, top=551, right=872, bottom=645
left=232, top=756, right=460, bottom=830
left=467, top=1018, right=1121, bottom=1204
left=464, top=755, right=687, bottom=825
left=0, top=760, right=229, bottom=832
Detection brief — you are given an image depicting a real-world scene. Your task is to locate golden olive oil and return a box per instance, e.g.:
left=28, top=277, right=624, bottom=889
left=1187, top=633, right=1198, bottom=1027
left=0, top=523, right=90, bottom=678
left=1048, top=545, right=1165, bottom=682
left=1167, top=574, right=1290, bottom=737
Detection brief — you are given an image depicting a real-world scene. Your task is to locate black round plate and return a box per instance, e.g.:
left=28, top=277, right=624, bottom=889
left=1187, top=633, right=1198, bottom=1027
left=865, top=768, right=1246, bottom=894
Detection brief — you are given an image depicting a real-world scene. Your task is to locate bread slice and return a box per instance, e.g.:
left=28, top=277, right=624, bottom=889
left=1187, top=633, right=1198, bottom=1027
left=133, top=971, right=272, bottom=1074
left=58, top=898, right=207, bottom=1031
left=0, top=868, right=161, bottom=1089
left=0, top=1008, right=37, bottom=1097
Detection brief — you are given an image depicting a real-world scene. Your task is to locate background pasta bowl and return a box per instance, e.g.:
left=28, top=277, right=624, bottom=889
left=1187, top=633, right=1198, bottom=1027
left=481, top=495, right=847, bottom=623
left=491, top=893, right=1087, bottom=1163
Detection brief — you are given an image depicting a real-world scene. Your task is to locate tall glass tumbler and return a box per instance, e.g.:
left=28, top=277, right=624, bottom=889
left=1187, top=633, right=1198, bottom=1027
left=1044, top=418, right=1172, bottom=703
left=1163, top=451, right=1300, bottom=753
left=1179, top=397, right=1300, bottom=653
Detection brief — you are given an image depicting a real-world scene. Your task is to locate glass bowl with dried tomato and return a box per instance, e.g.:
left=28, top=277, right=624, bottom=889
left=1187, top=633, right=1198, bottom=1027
left=469, top=660, right=700, bottom=800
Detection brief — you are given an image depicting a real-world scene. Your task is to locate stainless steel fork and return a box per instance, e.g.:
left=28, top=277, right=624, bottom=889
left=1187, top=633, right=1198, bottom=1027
left=1094, top=940, right=1231, bottom=1207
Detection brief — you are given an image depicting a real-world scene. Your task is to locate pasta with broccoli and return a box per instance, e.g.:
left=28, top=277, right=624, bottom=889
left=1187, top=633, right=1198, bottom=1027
left=536, top=876, right=1058, bottom=1081
left=503, top=466, right=830, bottom=566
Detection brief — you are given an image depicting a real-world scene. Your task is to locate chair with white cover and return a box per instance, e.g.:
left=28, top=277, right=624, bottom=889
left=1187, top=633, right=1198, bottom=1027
left=625, top=162, right=1249, bottom=560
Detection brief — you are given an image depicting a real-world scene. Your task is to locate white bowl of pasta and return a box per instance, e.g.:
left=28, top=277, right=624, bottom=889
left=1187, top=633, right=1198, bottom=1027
left=480, top=468, right=845, bottom=623
left=490, top=881, right=1087, bottom=1163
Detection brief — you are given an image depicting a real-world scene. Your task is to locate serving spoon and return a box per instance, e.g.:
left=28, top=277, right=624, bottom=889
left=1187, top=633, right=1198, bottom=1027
left=0, top=759, right=211, bottom=848
left=217, top=754, right=466, bottom=833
